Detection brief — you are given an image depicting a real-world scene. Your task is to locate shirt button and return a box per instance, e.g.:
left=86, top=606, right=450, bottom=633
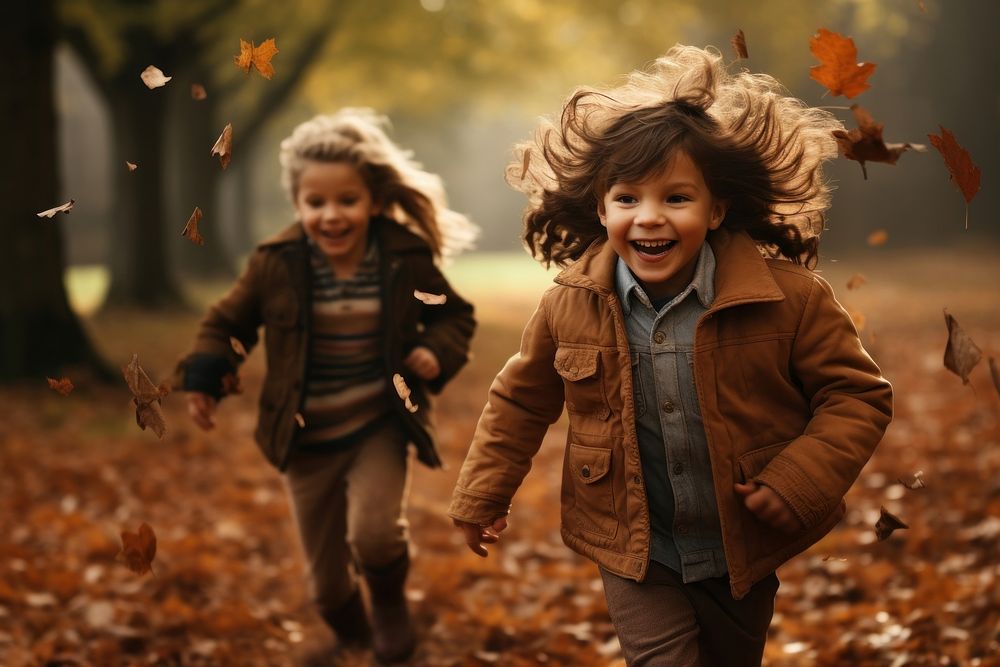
left=653, top=331, right=666, bottom=344
left=672, top=462, right=684, bottom=475
left=662, top=400, right=675, bottom=413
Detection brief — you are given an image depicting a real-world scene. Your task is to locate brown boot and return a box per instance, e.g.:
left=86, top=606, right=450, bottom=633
left=320, top=588, right=372, bottom=650
left=363, top=554, right=416, bottom=663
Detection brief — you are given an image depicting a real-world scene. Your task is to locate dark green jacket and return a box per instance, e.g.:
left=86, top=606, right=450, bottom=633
left=175, top=216, right=476, bottom=470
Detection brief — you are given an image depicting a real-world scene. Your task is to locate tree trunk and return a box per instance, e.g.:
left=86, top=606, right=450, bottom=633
left=0, top=0, right=107, bottom=380
left=103, top=57, right=184, bottom=307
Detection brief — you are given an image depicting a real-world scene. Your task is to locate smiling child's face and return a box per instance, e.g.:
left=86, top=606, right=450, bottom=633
left=295, top=160, right=379, bottom=271
left=599, top=150, right=727, bottom=301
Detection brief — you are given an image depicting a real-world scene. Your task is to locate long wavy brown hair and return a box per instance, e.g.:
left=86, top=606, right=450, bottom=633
left=508, top=45, right=843, bottom=268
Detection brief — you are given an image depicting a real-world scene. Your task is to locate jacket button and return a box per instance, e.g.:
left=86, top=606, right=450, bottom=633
left=662, top=400, right=675, bottom=413
left=653, top=331, right=666, bottom=344
left=581, top=465, right=591, bottom=478
left=672, top=462, right=684, bottom=475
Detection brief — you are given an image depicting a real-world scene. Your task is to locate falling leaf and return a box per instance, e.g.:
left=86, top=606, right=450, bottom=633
left=182, top=207, right=205, bottom=246
left=833, top=105, right=925, bottom=179
left=414, top=289, right=447, bottom=305
left=990, top=357, right=1000, bottom=398
left=139, top=65, right=171, bottom=89
left=125, top=161, right=138, bottom=172
left=928, top=126, right=981, bottom=228
left=942, top=309, right=982, bottom=385
left=229, top=337, right=247, bottom=358
left=234, top=38, right=279, bottom=79
left=36, top=200, right=75, bottom=218
left=120, top=522, right=157, bottom=575
left=898, top=470, right=926, bottom=490
left=47, top=377, right=74, bottom=396
left=917, top=0, right=927, bottom=13
left=867, top=229, right=888, bottom=247
left=809, top=28, right=876, bottom=99
left=121, top=354, right=169, bottom=438
left=846, top=273, right=867, bottom=290
left=211, top=123, right=233, bottom=170
left=392, top=373, right=419, bottom=413
left=874, top=506, right=908, bottom=541
left=294, top=413, right=306, bottom=428
left=191, top=83, right=207, bottom=100
left=731, top=29, right=749, bottom=60
left=221, top=373, right=242, bottom=396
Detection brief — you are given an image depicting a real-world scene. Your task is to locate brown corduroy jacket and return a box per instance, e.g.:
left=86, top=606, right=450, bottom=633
left=448, top=227, right=891, bottom=599
left=175, top=217, right=476, bottom=471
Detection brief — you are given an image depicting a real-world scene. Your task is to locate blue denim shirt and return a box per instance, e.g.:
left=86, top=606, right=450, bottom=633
left=614, top=243, right=728, bottom=582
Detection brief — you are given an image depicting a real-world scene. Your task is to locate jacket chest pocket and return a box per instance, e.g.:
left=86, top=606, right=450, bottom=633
left=555, top=347, right=610, bottom=420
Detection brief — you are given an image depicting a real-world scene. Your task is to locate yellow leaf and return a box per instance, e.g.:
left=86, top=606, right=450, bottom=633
left=234, top=38, right=278, bottom=80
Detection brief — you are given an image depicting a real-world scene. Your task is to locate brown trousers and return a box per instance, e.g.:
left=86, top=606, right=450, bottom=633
left=284, top=420, right=411, bottom=614
left=600, top=561, right=779, bottom=667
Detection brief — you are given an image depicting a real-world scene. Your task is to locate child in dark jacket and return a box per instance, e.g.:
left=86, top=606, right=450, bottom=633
left=449, top=46, right=891, bottom=666
left=177, top=109, right=476, bottom=663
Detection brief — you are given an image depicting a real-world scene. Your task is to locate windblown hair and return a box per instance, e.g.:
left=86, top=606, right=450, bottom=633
left=280, top=108, right=477, bottom=259
left=508, top=45, right=844, bottom=268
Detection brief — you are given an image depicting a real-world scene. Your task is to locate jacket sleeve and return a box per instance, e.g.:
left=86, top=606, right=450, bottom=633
left=448, top=290, right=566, bottom=525
left=173, top=251, right=265, bottom=398
left=754, top=274, right=893, bottom=529
left=411, top=254, right=477, bottom=394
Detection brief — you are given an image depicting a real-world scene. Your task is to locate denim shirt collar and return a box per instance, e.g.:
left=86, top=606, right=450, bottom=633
left=616, top=242, right=716, bottom=316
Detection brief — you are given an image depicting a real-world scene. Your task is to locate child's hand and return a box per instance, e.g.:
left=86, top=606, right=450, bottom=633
left=187, top=392, right=217, bottom=431
left=734, top=481, right=803, bottom=533
left=453, top=516, right=508, bottom=557
left=404, top=346, right=441, bottom=381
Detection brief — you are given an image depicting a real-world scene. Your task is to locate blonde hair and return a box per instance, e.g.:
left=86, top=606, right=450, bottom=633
left=280, top=108, right=477, bottom=259
left=509, top=45, right=843, bottom=267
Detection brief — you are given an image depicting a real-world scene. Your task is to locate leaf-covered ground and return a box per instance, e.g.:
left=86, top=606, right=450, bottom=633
left=1, top=247, right=998, bottom=666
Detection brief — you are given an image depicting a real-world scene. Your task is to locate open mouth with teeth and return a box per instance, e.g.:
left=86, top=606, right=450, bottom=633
left=631, top=239, right=677, bottom=257
left=318, top=227, right=353, bottom=240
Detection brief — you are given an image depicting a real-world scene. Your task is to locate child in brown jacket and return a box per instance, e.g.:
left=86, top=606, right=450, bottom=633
left=449, top=46, right=891, bottom=666
left=177, top=109, right=476, bottom=663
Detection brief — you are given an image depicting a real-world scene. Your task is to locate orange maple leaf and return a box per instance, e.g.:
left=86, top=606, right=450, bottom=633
left=833, top=105, right=925, bottom=179
left=120, top=522, right=157, bottom=575
left=234, top=38, right=278, bottom=80
left=928, top=125, right=980, bottom=228
left=809, top=29, right=876, bottom=99
left=182, top=207, right=205, bottom=246
left=47, top=376, right=74, bottom=396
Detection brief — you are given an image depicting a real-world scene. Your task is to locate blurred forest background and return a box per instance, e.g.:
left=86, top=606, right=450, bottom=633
left=1, top=1, right=999, bottom=666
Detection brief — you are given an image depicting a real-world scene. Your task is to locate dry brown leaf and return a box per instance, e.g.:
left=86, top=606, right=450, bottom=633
left=731, top=29, right=749, bottom=60
left=191, top=83, right=207, bottom=100
left=867, top=229, right=888, bottom=247
left=125, top=161, right=138, bottom=172
left=809, top=28, right=876, bottom=99
left=234, top=38, right=278, bottom=79
left=229, top=336, right=247, bottom=358
left=990, top=357, right=1000, bottom=398
left=139, top=65, right=171, bottom=89
left=36, top=200, right=75, bottom=218
left=874, top=506, right=908, bottom=541
left=120, top=522, right=156, bottom=575
left=182, top=207, right=205, bottom=246
left=414, top=289, right=447, bottom=305
left=846, top=273, right=867, bottom=290
left=833, top=105, right=925, bottom=179
left=211, top=123, right=233, bottom=170
left=943, top=309, right=982, bottom=385
left=121, top=353, right=169, bottom=438
left=898, top=470, right=926, bottom=490
left=392, top=373, right=419, bottom=413
left=47, top=377, right=74, bottom=396
left=928, top=126, right=981, bottom=228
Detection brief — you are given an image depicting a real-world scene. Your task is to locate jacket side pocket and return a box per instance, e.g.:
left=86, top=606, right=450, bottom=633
left=567, top=443, right=617, bottom=539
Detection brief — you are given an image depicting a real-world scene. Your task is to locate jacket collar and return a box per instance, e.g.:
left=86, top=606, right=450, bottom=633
left=553, top=227, right=785, bottom=310
left=257, top=216, right=430, bottom=255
